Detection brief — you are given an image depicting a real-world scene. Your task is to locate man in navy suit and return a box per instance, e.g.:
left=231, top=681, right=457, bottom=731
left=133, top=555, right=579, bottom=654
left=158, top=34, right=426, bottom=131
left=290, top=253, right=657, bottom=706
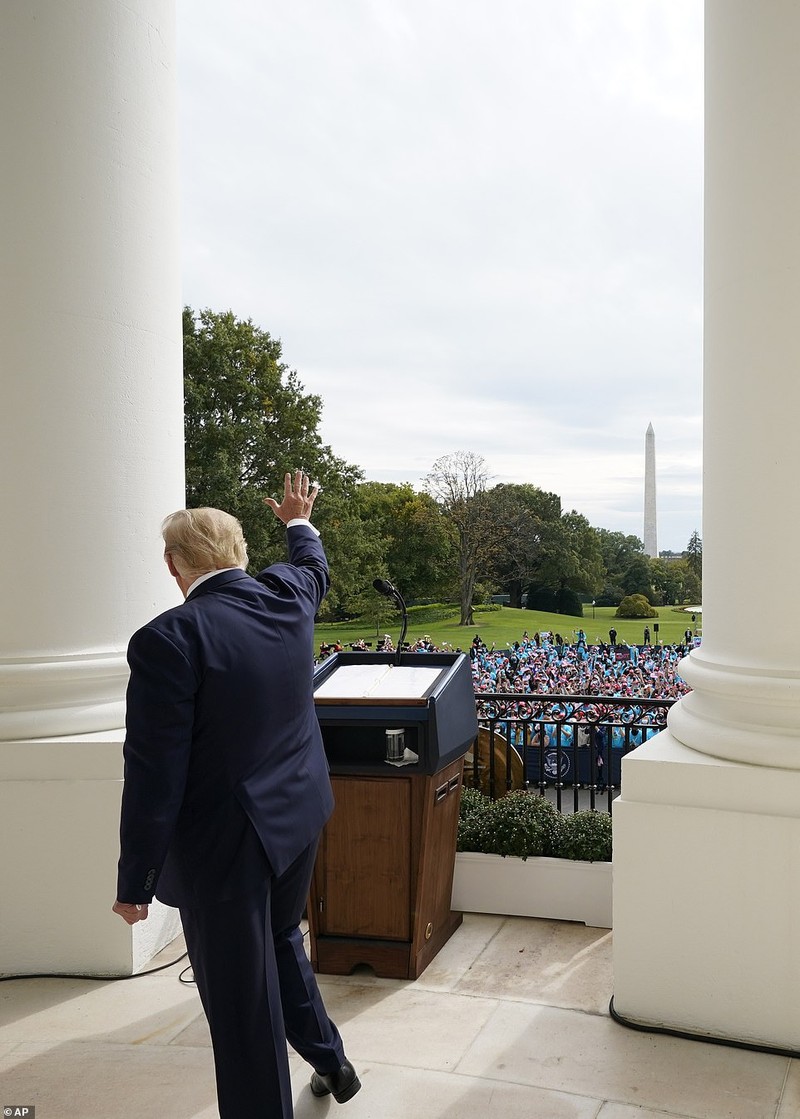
left=113, top=471, right=360, bottom=1119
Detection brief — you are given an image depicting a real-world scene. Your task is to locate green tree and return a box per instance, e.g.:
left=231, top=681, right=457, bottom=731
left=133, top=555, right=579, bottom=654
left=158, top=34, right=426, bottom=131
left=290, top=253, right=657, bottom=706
left=533, top=511, right=604, bottom=603
left=620, top=554, right=655, bottom=601
left=305, top=471, right=386, bottom=621
left=486, top=483, right=563, bottom=608
left=558, top=511, right=604, bottom=596
left=425, top=451, right=497, bottom=626
left=649, top=557, right=680, bottom=605
left=650, top=557, right=698, bottom=606
left=596, top=529, right=645, bottom=583
left=594, top=529, right=645, bottom=605
left=345, top=584, right=400, bottom=640
left=182, top=307, right=368, bottom=614
left=594, top=582, right=626, bottom=607
left=355, top=482, right=454, bottom=602
left=682, top=567, right=702, bottom=604
left=685, top=531, right=703, bottom=585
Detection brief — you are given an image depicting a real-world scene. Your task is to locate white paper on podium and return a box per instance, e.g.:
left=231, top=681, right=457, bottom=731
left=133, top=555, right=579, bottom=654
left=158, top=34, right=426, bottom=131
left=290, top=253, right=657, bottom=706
left=314, top=663, right=442, bottom=700
left=385, top=749, right=420, bottom=767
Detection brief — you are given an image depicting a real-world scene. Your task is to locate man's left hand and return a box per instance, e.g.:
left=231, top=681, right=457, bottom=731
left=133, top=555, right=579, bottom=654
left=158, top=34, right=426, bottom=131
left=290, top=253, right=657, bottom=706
left=113, top=900, right=150, bottom=925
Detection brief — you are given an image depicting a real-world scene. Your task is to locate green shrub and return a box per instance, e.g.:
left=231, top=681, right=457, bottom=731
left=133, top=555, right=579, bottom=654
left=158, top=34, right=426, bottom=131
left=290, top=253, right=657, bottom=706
left=486, top=792, right=560, bottom=859
left=616, top=593, right=658, bottom=619
left=457, top=788, right=613, bottom=862
left=405, top=603, right=459, bottom=624
left=525, top=585, right=584, bottom=617
left=596, top=584, right=625, bottom=607
left=554, top=810, right=612, bottom=862
left=457, top=786, right=493, bottom=852
left=482, top=791, right=560, bottom=860
left=459, top=784, right=490, bottom=822
left=525, top=584, right=557, bottom=612
left=555, top=587, right=584, bottom=617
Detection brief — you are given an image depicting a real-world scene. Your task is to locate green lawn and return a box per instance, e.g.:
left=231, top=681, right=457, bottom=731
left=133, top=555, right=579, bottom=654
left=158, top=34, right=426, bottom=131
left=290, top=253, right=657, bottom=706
left=314, top=603, right=700, bottom=654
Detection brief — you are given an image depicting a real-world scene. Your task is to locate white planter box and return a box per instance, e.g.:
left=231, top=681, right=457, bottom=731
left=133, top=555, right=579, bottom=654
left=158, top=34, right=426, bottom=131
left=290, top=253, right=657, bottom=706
left=451, top=851, right=612, bottom=929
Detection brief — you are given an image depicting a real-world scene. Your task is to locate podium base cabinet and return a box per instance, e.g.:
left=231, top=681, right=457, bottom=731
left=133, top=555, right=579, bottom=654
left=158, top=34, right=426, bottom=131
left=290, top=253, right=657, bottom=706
left=308, top=758, right=464, bottom=980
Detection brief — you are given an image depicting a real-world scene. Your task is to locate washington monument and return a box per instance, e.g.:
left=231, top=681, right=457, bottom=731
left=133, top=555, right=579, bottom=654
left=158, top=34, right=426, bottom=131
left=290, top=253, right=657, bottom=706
left=643, top=422, right=657, bottom=558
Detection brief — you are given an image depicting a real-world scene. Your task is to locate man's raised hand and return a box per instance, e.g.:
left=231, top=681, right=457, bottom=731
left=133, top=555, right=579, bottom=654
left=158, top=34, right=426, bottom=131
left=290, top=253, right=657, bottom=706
left=265, top=470, right=320, bottom=525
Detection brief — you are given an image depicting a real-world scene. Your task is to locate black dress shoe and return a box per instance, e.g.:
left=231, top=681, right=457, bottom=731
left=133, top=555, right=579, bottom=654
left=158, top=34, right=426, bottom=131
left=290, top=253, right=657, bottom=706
left=310, top=1059, right=361, bottom=1103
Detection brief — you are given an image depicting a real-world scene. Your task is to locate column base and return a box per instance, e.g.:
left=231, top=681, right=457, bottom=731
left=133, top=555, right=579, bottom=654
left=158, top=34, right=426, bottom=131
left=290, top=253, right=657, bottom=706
left=670, top=650, right=800, bottom=769
left=614, top=729, right=800, bottom=1051
left=0, top=731, right=181, bottom=976
left=0, top=652, right=128, bottom=741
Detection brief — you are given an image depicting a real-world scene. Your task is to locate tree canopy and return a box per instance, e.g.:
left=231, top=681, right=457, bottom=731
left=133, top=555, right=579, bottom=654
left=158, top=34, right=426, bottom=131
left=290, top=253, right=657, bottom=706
left=685, top=530, right=703, bottom=581
left=485, top=483, right=562, bottom=608
left=354, top=482, right=454, bottom=602
left=183, top=307, right=367, bottom=615
left=425, top=452, right=496, bottom=626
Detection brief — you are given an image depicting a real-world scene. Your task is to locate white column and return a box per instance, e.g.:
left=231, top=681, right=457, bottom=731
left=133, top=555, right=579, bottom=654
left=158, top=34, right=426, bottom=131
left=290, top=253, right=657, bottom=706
left=668, top=0, right=800, bottom=770
left=0, top=0, right=184, bottom=973
left=613, top=0, right=800, bottom=1050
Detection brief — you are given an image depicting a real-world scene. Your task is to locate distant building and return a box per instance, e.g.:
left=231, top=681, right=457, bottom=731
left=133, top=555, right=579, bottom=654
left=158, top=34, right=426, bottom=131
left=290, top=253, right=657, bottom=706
left=643, top=423, right=657, bottom=558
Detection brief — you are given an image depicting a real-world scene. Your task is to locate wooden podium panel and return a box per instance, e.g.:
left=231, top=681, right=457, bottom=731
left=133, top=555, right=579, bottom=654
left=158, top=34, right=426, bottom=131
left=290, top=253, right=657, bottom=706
left=308, top=759, right=464, bottom=980
left=317, top=777, right=411, bottom=940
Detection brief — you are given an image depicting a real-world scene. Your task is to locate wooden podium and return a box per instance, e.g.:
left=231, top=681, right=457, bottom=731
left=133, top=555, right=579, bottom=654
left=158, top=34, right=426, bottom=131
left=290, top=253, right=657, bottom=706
left=308, top=653, right=478, bottom=980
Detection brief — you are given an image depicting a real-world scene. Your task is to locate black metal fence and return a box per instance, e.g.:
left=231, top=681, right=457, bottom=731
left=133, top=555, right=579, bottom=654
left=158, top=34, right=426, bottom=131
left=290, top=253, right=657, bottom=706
left=469, top=692, right=677, bottom=813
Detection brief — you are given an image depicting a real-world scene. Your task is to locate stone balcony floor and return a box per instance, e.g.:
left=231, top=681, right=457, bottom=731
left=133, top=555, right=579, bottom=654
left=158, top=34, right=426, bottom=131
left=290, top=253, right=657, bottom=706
left=1, top=914, right=798, bottom=1119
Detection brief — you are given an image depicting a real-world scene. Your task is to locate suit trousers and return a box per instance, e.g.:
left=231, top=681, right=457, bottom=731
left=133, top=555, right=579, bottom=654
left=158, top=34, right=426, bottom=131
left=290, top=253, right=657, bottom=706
left=180, top=839, right=345, bottom=1119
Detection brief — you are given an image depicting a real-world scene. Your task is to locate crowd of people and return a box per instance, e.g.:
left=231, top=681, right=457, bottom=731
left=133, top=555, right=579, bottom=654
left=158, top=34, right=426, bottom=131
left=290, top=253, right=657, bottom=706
left=463, top=632, right=690, bottom=767
left=467, top=631, right=691, bottom=700
left=319, top=629, right=692, bottom=701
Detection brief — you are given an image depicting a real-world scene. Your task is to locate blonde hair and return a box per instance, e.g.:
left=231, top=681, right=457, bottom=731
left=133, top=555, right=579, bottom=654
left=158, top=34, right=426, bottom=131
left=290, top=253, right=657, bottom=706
left=161, top=508, right=248, bottom=578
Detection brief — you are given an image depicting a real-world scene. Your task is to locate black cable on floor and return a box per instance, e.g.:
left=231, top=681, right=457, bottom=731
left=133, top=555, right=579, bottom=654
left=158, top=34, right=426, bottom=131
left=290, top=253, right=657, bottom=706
left=1, top=923, right=310, bottom=986
left=609, top=996, right=800, bottom=1059
left=0, top=952, right=189, bottom=983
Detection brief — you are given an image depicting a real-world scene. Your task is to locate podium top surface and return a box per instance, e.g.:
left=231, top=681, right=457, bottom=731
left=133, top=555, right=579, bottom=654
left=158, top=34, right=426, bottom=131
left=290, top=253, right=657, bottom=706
left=314, top=662, right=444, bottom=705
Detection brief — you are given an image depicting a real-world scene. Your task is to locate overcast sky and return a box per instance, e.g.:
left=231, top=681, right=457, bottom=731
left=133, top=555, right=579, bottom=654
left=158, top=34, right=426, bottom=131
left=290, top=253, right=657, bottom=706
left=176, top=0, right=704, bottom=553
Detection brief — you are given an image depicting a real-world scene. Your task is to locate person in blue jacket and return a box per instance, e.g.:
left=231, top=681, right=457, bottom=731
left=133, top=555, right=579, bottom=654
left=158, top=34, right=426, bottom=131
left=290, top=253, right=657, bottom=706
left=113, top=472, right=359, bottom=1119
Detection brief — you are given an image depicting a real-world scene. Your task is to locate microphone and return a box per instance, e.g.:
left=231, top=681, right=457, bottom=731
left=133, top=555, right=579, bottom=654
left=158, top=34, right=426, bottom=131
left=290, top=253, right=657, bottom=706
left=373, top=578, right=401, bottom=601
left=372, top=578, right=408, bottom=665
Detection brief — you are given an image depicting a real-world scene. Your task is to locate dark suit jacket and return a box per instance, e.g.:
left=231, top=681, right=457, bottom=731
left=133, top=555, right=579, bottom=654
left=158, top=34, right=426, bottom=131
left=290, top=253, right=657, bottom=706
left=116, top=524, right=334, bottom=908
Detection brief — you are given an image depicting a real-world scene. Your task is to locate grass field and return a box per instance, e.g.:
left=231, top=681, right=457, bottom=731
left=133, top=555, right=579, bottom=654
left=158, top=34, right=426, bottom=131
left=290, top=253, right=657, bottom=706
left=314, top=602, right=700, bottom=654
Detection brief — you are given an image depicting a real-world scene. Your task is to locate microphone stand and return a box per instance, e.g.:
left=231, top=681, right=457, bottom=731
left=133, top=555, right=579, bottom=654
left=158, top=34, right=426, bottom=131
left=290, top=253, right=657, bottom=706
left=372, top=579, right=408, bottom=666
left=394, top=590, right=408, bottom=666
